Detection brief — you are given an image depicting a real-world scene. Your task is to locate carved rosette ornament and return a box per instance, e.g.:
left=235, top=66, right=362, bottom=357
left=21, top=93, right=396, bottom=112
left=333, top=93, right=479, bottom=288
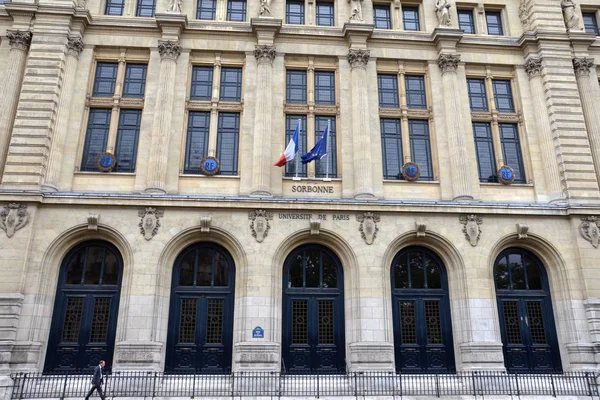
left=158, top=40, right=182, bottom=61
left=437, top=53, right=460, bottom=74
left=459, top=214, right=482, bottom=247
left=347, top=49, right=370, bottom=70
left=7, top=30, right=32, bottom=52
left=249, top=210, right=273, bottom=243
left=524, top=58, right=543, bottom=78
left=66, top=36, right=84, bottom=58
left=580, top=216, right=600, bottom=248
left=254, top=45, right=276, bottom=65
left=356, top=212, right=380, bottom=245
left=138, top=207, right=164, bottom=241
left=573, top=58, right=594, bottom=77
left=0, top=203, right=29, bottom=238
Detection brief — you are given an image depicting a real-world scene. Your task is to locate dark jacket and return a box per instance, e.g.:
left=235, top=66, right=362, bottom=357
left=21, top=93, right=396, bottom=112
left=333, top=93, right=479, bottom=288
left=91, top=365, right=104, bottom=386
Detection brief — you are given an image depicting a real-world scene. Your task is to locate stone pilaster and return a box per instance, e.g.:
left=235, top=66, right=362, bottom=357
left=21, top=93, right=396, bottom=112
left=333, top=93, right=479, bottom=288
left=524, top=58, right=565, bottom=203
left=437, top=53, right=473, bottom=201
left=145, top=40, right=181, bottom=193
left=348, top=49, right=375, bottom=199
left=0, top=294, right=23, bottom=374
left=250, top=45, right=276, bottom=197
left=42, top=36, right=84, bottom=192
left=0, top=30, right=31, bottom=179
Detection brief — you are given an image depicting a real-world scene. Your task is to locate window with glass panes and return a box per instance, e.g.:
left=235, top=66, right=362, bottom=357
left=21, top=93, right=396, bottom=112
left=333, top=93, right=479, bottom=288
left=583, top=13, right=599, bottom=35
left=197, top=0, right=217, bottom=20
left=314, top=71, right=335, bottom=105
left=316, top=2, right=335, bottom=26
left=486, top=11, right=503, bottom=35
left=381, top=119, right=403, bottom=179
left=467, top=79, right=488, bottom=111
left=227, top=0, right=246, bottom=21
left=190, top=66, right=214, bottom=100
left=373, top=4, right=392, bottom=29
left=220, top=67, right=243, bottom=102
left=377, top=74, right=399, bottom=108
left=315, top=116, right=336, bottom=178
left=216, top=113, right=240, bottom=175
left=402, top=6, right=420, bottom=31
left=285, top=115, right=307, bottom=177
left=184, top=112, right=210, bottom=174
left=458, top=9, right=475, bottom=33
left=81, top=59, right=147, bottom=172
left=286, top=0, right=305, bottom=24
left=472, top=123, right=496, bottom=182
left=499, top=123, right=525, bottom=183
left=492, top=80, right=514, bottom=113
left=136, top=0, right=155, bottom=17
left=105, top=0, right=124, bottom=15
left=287, top=70, right=307, bottom=104
left=405, top=76, right=426, bottom=109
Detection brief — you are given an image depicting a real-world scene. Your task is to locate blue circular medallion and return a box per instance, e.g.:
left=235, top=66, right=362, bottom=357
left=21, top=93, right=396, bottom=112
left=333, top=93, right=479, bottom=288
left=498, top=165, right=515, bottom=185
left=402, top=162, right=421, bottom=181
left=199, top=156, right=220, bottom=176
left=203, top=159, right=217, bottom=172
left=99, top=155, right=113, bottom=169
left=95, top=152, right=116, bottom=172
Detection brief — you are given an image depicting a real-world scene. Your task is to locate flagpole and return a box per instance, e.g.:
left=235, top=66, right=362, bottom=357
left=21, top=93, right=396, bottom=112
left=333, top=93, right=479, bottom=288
left=324, top=119, right=331, bottom=181
left=293, top=119, right=301, bottom=181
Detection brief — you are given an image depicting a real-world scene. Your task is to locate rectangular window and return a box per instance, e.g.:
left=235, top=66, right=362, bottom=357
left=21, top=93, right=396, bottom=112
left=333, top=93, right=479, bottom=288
left=216, top=113, right=240, bottom=175
left=122, top=64, right=147, bottom=98
left=405, top=76, right=426, bottom=109
left=81, top=109, right=111, bottom=172
left=316, top=2, right=335, bottom=26
left=492, top=80, right=515, bottom=113
left=92, top=62, right=118, bottom=97
left=458, top=9, right=475, bottom=33
left=190, top=66, right=214, bottom=100
left=467, top=78, right=488, bottom=111
left=184, top=112, right=210, bottom=174
left=473, top=122, right=497, bottom=182
left=380, top=118, right=403, bottom=180
left=220, top=67, right=243, bottom=102
left=499, top=123, right=525, bottom=183
left=584, top=13, right=599, bottom=35
left=314, top=71, right=335, bottom=105
left=285, top=115, right=308, bottom=177
left=197, top=0, right=217, bottom=20
left=378, top=74, right=399, bottom=108
left=286, top=0, right=305, bottom=24
left=136, top=0, right=155, bottom=17
left=403, top=6, right=420, bottom=31
left=114, top=110, right=142, bottom=172
left=105, top=0, right=124, bottom=15
left=226, top=0, right=246, bottom=21
left=409, top=120, right=433, bottom=181
left=315, top=116, right=336, bottom=178
left=373, top=4, right=392, bottom=29
left=286, top=70, right=307, bottom=104
left=486, top=11, right=503, bottom=35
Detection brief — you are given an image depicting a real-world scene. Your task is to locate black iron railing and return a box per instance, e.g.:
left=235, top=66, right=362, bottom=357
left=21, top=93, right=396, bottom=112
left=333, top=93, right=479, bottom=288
left=9, top=371, right=600, bottom=399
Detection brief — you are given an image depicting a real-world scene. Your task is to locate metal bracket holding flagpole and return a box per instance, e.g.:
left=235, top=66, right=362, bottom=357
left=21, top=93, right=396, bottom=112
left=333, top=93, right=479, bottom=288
left=323, top=119, right=332, bottom=181
left=293, top=118, right=301, bottom=181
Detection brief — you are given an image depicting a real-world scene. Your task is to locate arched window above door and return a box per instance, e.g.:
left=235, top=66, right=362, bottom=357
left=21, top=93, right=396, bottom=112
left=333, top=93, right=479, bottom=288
left=393, top=248, right=443, bottom=290
left=287, top=247, right=338, bottom=289
left=64, top=243, right=120, bottom=286
left=177, top=245, right=231, bottom=287
left=494, top=250, right=543, bottom=291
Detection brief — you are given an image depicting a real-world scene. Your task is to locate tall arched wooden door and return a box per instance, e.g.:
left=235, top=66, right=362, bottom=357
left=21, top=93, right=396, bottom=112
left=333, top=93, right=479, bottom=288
left=282, top=245, right=346, bottom=374
left=494, top=248, right=562, bottom=373
left=44, top=240, right=123, bottom=374
left=165, top=243, right=235, bottom=374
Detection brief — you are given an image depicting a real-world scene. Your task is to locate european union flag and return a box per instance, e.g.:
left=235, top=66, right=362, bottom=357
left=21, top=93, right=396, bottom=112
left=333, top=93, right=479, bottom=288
left=301, top=124, right=328, bottom=164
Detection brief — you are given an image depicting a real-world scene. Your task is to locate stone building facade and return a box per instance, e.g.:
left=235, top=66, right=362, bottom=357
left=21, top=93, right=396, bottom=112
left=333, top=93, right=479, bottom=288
left=0, top=0, right=600, bottom=380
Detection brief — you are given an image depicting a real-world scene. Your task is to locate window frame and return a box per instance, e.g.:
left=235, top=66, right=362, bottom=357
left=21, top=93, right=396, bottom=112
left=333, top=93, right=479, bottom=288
left=408, top=119, right=433, bottom=181
left=113, top=109, right=142, bottom=173
left=216, top=112, right=241, bottom=176
left=373, top=4, right=392, bottom=29
left=458, top=9, right=475, bottom=34
left=105, top=0, right=125, bottom=15
left=92, top=62, right=119, bottom=98
left=316, top=1, right=335, bottom=27
left=286, top=0, right=305, bottom=24
left=135, top=0, right=156, bottom=17
left=197, top=0, right=217, bottom=20
left=122, top=64, right=148, bottom=99
left=380, top=118, right=403, bottom=180
left=219, top=67, right=243, bottom=102
left=81, top=109, right=112, bottom=172
left=485, top=10, right=504, bottom=36
left=377, top=74, right=400, bottom=108
left=285, top=115, right=308, bottom=177
left=226, top=0, right=247, bottom=21
left=184, top=111, right=211, bottom=175
left=472, top=122, right=497, bottom=183
left=492, top=79, right=515, bottom=113
left=467, top=78, right=488, bottom=112
left=405, top=75, right=427, bottom=110
left=402, top=6, right=420, bottom=31
left=286, top=70, right=308, bottom=104
left=314, top=70, right=336, bottom=105
left=190, top=66, right=215, bottom=101
left=583, top=12, right=599, bottom=35
left=314, top=116, right=337, bottom=178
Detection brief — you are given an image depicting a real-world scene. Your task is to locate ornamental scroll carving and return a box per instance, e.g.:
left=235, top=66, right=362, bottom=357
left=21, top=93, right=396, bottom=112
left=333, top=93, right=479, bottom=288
left=88, top=214, right=100, bottom=231
left=249, top=210, right=272, bottom=243
left=573, top=58, right=594, bottom=77
left=437, top=53, right=460, bottom=74
left=580, top=216, right=600, bottom=248
left=138, top=207, right=164, bottom=240
left=356, top=212, right=380, bottom=245
left=66, top=36, right=84, bottom=58
left=7, top=31, right=32, bottom=51
left=254, top=45, right=276, bottom=64
left=524, top=58, right=543, bottom=78
left=347, top=49, right=370, bottom=69
left=158, top=41, right=182, bottom=61
left=516, top=223, right=529, bottom=240
left=0, top=203, right=29, bottom=238
left=459, top=214, right=482, bottom=246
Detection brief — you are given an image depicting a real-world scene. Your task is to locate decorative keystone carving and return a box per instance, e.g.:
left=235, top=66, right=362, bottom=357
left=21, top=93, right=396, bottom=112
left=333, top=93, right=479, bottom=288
left=580, top=216, right=600, bottom=248
left=254, top=45, right=276, bottom=64
left=66, top=36, right=84, bottom=58
left=415, top=221, right=427, bottom=237
left=0, top=203, right=29, bottom=238
left=7, top=30, right=32, bottom=51
left=516, top=223, right=529, bottom=240
left=158, top=40, right=182, bottom=61
left=459, top=214, right=482, bottom=247
left=524, top=58, right=543, bottom=77
left=248, top=210, right=272, bottom=242
left=356, top=212, right=380, bottom=245
left=310, top=219, right=321, bottom=235
left=200, top=216, right=212, bottom=233
left=87, top=214, right=99, bottom=231
left=437, top=53, right=460, bottom=74
left=138, top=208, right=163, bottom=240
left=573, top=58, right=594, bottom=77
left=519, top=0, right=530, bottom=30
left=348, top=49, right=370, bottom=69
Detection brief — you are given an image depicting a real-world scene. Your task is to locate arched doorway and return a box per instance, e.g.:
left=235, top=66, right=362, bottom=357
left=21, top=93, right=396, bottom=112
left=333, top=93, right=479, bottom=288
left=391, top=246, right=455, bottom=373
left=494, top=248, right=562, bottom=373
left=44, top=240, right=123, bottom=374
left=282, top=245, right=345, bottom=374
left=165, top=243, right=235, bottom=374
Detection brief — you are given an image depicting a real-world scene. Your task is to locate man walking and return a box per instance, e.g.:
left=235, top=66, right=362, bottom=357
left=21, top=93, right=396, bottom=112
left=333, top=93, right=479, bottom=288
left=85, top=360, right=106, bottom=400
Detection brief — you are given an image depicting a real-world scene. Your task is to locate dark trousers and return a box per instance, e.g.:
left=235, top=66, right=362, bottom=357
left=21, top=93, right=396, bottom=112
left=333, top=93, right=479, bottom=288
left=85, top=384, right=105, bottom=400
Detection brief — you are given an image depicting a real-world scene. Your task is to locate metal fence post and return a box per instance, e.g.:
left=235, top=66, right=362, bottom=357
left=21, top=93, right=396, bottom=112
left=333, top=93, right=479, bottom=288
left=60, top=375, right=68, bottom=400
left=435, top=373, right=440, bottom=398
left=550, top=373, right=556, bottom=397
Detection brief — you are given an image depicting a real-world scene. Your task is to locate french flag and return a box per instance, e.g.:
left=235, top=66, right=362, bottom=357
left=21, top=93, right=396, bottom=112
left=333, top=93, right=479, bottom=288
left=274, top=120, right=300, bottom=167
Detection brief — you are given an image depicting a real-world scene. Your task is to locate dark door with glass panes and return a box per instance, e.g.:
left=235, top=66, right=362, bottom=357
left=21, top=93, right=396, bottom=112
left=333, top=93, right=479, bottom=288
left=165, top=243, right=235, bottom=374
left=391, top=247, right=455, bottom=373
left=282, top=245, right=345, bottom=374
left=44, top=241, right=122, bottom=374
left=494, top=248, right=562, bottom=373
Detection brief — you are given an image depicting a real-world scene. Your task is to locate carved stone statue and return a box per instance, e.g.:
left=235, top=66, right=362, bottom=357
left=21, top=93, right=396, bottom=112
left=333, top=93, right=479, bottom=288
left=435, top=0, right=451, bottom=27
left=259, top=0, right=273, bottom=16
left=167, top=0, right=183, bottom=13
left=348, top=0, right=364, bottom=22
left=561, top=0, right=580, bottom=30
